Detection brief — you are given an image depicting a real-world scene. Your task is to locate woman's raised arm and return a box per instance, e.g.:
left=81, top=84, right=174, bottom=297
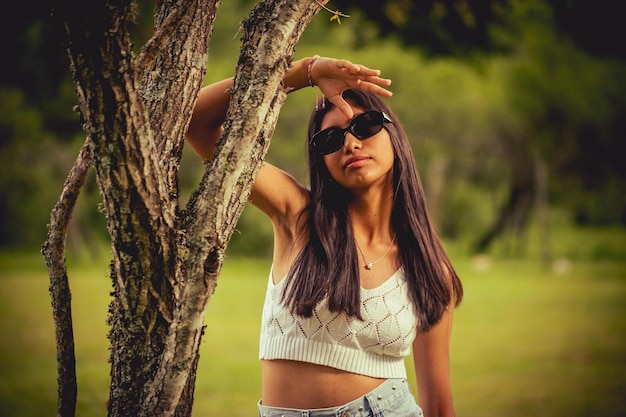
left=185, top=58, right=315, bottom=161
left=185, top=57, right=392, bottom=161
left=185, top=57, right=392, bottom=229
left=185, top=77, right=233, bottom=161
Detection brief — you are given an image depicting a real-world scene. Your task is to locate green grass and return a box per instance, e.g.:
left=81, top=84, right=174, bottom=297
left=1, top=240, right=625, bottom=417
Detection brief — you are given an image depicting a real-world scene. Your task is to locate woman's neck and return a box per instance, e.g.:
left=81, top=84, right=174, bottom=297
left=348, top=187, right=394, bottom=242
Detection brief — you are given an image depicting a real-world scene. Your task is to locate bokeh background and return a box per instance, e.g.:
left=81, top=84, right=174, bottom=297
left=1, top=1, right=624, bottom=416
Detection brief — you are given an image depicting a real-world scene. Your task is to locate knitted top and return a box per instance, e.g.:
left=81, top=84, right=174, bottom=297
left=259, top=267, right=419, bottom=379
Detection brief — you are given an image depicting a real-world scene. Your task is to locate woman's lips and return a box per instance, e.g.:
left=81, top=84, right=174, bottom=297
left=343, top=156, right=370, bottom=169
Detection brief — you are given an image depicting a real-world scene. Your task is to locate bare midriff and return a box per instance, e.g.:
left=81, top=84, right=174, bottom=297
left=261, top=359, right=386, bottom=409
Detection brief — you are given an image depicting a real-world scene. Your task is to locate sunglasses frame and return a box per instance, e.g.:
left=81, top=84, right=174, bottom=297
left=310, top=110, right=393, bottom=155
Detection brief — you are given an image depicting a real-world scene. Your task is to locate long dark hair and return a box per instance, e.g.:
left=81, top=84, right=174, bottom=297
left=282, top=89, right=463, bottom=331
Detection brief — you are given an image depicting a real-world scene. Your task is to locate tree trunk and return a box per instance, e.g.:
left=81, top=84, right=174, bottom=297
left=534, top=155, right=551, bottom=267
left=140, top=1, right=325, bottom=414
left=474, top=133, right=536, bottom=254
left=45, top=0, right=327, bottom=415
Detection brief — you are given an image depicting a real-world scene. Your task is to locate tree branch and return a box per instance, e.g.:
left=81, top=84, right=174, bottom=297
left=137, top=0, right=219, bottom=219
left=41, top=140, right=93, bottom=417
left=138, top=1, right=328, bottom=415
left=135, top=0, right=194, bottom=73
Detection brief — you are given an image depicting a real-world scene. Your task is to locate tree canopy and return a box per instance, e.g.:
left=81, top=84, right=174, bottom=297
left=1, top=0, right=624, bottom=254
left=331, top=0, right=626, bottom=60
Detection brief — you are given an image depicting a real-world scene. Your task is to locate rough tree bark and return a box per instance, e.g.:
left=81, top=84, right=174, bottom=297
left=42, top=0, right=327, bottom=416
left=42, top=142, right=92, bottom=416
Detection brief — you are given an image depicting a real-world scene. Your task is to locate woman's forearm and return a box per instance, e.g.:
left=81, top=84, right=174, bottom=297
left=284, top=57, right=315, bottom=91
left=185, top=77, right=233, bottom=161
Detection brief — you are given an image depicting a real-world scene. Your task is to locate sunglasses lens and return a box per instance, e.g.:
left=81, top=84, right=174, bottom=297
left=351, top=111, right=384, bottom=139
left=314, top=128, right=344, bottom=155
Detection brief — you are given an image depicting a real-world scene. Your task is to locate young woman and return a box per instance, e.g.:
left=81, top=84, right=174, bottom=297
left=186, top=56, right=463, bottom=417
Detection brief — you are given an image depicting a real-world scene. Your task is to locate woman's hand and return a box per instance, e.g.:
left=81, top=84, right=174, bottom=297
left=309, top=57, right=392, bottom=118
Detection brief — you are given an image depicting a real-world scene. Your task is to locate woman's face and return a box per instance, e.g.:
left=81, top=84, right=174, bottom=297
left=319, top=104, right=395, bottom=192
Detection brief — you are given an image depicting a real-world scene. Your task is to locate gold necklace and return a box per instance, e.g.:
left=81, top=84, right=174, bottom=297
left=354, top=233, right=397, bottom=270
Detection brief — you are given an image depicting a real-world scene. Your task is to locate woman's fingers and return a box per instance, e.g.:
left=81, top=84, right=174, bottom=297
left=359, top=79, right=393, bottom=97
left=316, top=73, right=393, bottom=98
left=311, top=57, right=393, bottom=117
left=363, top=74, right=393, bottom=88
left=327, top=95, right=355, bottom=119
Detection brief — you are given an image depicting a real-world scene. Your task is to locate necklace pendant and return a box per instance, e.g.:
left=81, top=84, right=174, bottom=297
left=365, top=263, right=373, bottom=270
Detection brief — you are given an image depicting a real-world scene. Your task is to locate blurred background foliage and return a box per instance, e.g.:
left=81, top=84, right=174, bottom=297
left=1, top=0, right=624, bottom=260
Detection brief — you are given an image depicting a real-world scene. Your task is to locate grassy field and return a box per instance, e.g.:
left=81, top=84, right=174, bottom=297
left=0, top=231, right=625, bottom=417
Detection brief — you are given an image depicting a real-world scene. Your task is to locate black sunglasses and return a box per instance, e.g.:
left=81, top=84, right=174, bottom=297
left=310, top=110, right=393, bottom=155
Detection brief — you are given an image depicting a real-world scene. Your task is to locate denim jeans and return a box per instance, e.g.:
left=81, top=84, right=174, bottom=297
left=257, top=378, right=423, bottom=417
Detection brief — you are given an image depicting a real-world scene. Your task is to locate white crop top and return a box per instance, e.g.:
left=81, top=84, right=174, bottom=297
left=259, top=267, right=419, bottom=379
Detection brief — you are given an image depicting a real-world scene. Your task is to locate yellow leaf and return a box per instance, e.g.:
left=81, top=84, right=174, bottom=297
left=330, top=11, right=342, bottom=25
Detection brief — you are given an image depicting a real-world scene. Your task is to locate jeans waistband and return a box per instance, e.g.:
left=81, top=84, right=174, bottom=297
left=258, top=378, right=411, bottom=417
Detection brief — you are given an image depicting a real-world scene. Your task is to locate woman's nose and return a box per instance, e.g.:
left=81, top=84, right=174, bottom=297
left=342, top=132, right=362, bottom=153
